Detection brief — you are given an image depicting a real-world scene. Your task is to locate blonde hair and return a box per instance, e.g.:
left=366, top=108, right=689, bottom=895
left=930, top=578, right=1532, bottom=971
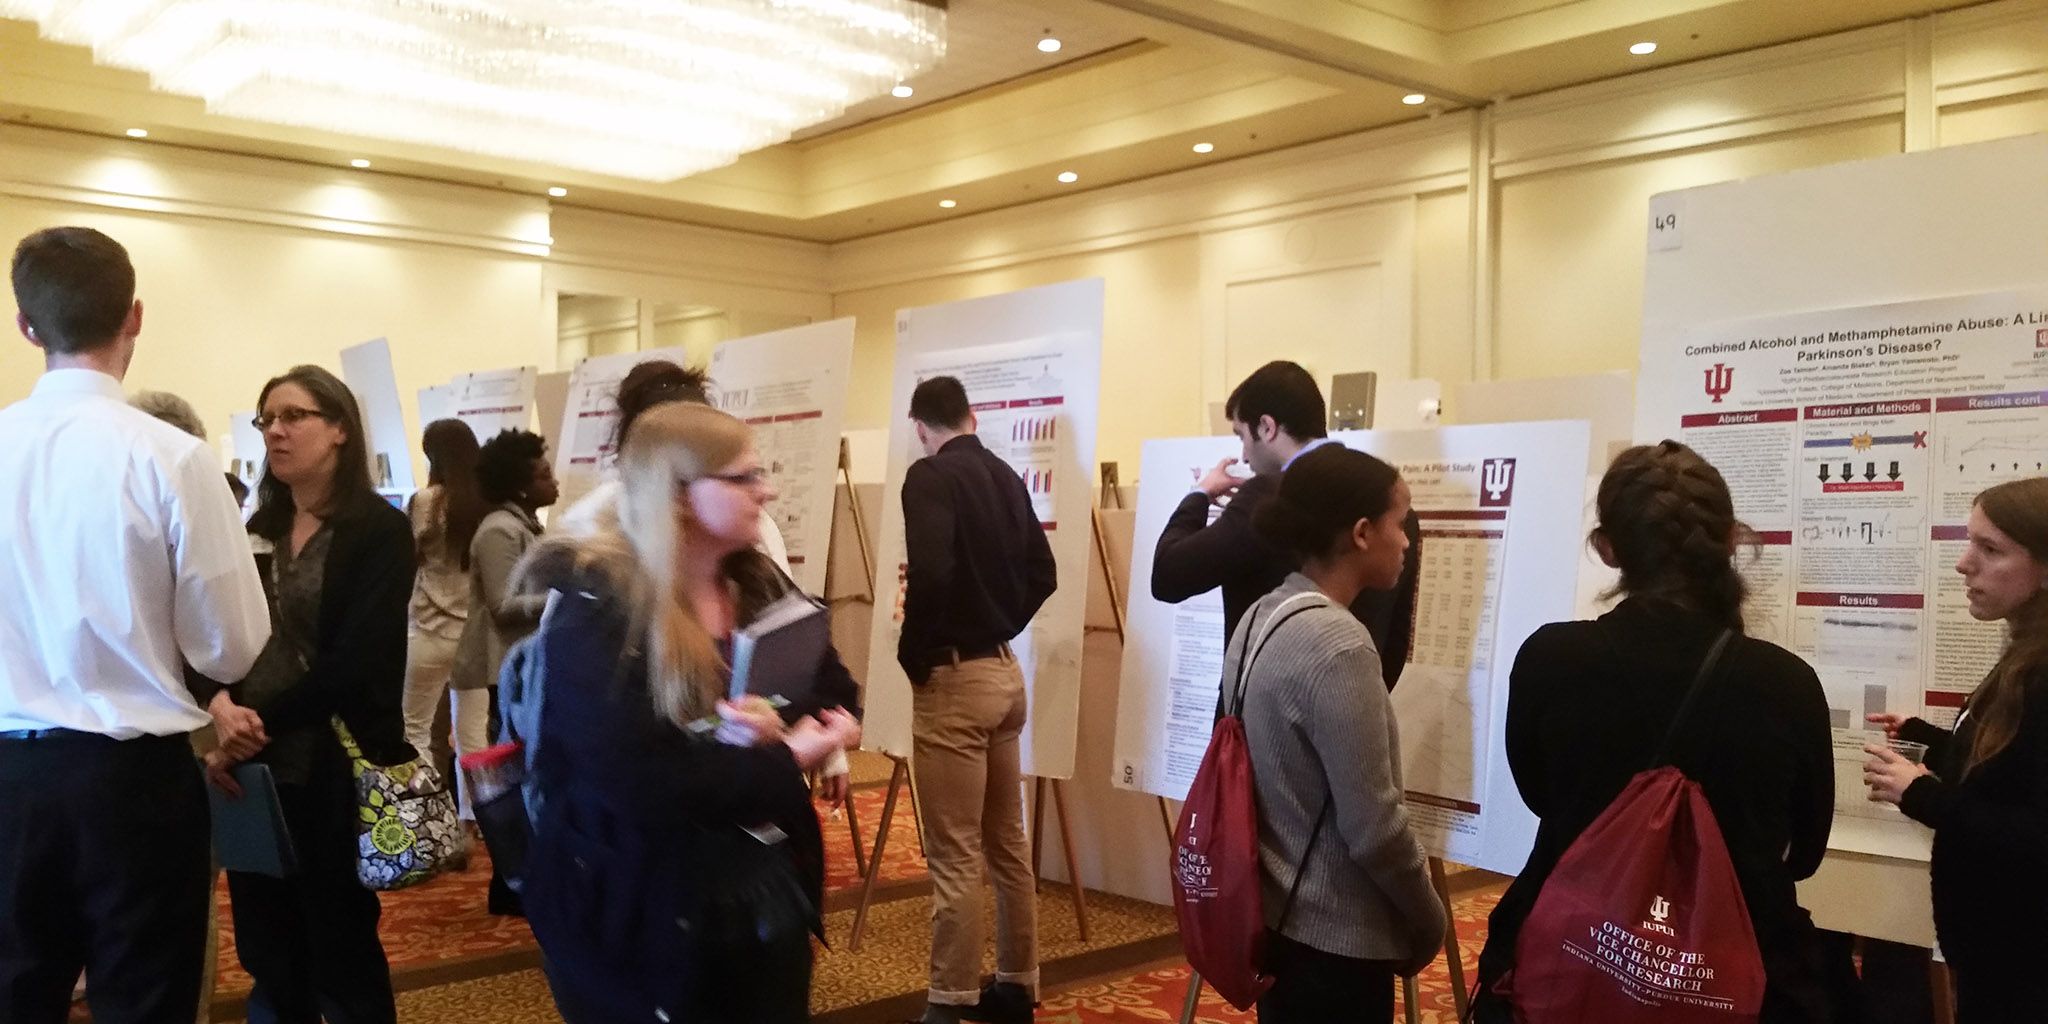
left=516, top=402, right=750, bottom=727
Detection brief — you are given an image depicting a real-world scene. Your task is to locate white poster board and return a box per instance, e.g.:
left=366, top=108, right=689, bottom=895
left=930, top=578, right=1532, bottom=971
left=227, top=411, right=263, bottom=494
left=445, top=366, right=537, bottom=441
left=417, top=384, right=456, bottom=431
left=534, top=371, right=570, bottom=456
left=1637, top=290, right=2048, bottom=862
left=338, top=337, right=414, bottom=493
left=1109, top=420, right=1590, bottom=874
left=552, top=346, right=688, bottom=512
left=862, top=279, right=1105, bottom=780
left=1636, top=132, right=2048, bottom=945
left=709, top=320, right=856, bottom=596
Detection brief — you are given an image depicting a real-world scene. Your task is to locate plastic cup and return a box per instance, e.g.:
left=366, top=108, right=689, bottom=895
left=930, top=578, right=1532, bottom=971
left=1887, top=739, right=1928, bottom=765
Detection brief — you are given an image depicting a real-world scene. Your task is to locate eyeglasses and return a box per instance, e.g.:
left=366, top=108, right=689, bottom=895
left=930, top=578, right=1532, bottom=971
left=252, top=407, right=331, bottom=431
left=704, top=467, right=770, bottom=488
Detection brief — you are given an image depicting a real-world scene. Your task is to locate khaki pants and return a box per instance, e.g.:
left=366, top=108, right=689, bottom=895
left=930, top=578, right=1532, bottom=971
left=912, top=652, right=1039, bottom=1006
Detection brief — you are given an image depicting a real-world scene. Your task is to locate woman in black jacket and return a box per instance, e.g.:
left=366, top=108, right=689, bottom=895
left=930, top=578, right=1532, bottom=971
left=1474, top=441, right=1835, bottom=1023
left=516, top=401, right=860, bottom=1024
left=197, top=365, right=416, bottom=1024
left=1865, top=476, right=2048, bottom=1021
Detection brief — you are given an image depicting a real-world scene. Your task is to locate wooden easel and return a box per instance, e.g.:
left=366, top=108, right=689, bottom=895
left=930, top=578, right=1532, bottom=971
left=822, top=437, right=882, bottom=898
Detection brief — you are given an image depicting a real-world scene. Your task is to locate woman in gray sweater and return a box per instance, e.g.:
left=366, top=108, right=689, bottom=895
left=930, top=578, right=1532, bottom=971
left=1229, top=444, right=1446, bottom=1023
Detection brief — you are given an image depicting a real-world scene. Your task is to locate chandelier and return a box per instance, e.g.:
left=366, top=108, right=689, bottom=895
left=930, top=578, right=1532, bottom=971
left=0, top=0, right=947, bottom=181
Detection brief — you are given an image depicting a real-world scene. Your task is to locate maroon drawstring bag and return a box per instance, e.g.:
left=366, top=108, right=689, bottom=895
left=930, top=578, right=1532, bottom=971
left=1496, top=630, right=1768, bottom=1024
left=1171, top=595, right=1326, bottom=1011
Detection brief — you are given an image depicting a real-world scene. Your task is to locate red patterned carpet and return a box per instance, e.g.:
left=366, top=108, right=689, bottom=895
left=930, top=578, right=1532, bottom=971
left=1039, top=885, right=1502, bottom=1024
left=73, top=784, right=926, bottom=1020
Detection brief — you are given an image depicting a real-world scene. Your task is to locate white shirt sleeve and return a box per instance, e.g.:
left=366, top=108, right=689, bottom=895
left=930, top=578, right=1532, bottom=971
left=756, top=509, right=791, bottom=575
left=166, top=444, right=270, bottom=684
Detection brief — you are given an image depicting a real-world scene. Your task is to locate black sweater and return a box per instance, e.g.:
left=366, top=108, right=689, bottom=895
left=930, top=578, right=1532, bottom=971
left=1896, top=670, right=2048, bottom=986
left=1151, top=470, right=1421, bottom=685
left=1479, top=600, right=1835, bottom=1010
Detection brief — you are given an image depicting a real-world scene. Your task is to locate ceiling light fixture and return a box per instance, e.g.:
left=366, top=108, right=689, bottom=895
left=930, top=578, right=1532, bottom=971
left=1402, top=93, right=1427, bottom=105
left=1192, top=142, right=1214, bottom=154
left=547, top=186, right=569, bottom=198
left=938, top=199, right=957, bottom=208
left=892, top=84, right=914, bottom=98
left=1057, top=171, right=1078, bottom=183
left=124, top=127, right=148, bottom=138
left=1038, top=35, right=1062, bottom=53
left=349, top=158, right=371, bottom=168
left=1, top=0, right=948, bottom=183
left=1630, top=41, right=1658, bottom=55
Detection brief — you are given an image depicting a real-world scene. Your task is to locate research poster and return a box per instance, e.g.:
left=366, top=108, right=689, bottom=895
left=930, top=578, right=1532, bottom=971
left=709, top=320, right=855, bottom=596
left=862, top=279, right=1104, bottom=780
left=1636, top=289, right=2048, bottom=860
left=551, top=346, right=687, bottom=513
left=338, top=337, right=414, bottom=494
left=1110, top=421, right=1590, bottom=872
left=445, top=367, right=537, bottom=441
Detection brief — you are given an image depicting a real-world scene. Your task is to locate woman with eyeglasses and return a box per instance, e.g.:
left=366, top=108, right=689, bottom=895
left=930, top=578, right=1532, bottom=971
left=451, top=427, right=558, bottom=915
left=517, top=402, right=861, bottom=1024
left=193, top=365, right=417, bottom=1024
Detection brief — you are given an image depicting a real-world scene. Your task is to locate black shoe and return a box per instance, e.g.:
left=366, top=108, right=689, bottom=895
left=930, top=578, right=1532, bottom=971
left=959, top=982, right=1035, bottom=1024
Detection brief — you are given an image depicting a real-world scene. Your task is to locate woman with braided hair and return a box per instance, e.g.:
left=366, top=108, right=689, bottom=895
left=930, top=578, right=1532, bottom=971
left=1471, top=441, right=1836, bottom=1023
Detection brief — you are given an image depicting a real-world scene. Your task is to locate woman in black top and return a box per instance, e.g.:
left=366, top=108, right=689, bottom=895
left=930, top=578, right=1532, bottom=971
left=516, top=402, right=860, bottom=1024
left=1474, top=441, right=1835, bottom=1023
left=1865, top=476, right=2048, bottom=1021
left=198, top=365, right=416, bottom=1024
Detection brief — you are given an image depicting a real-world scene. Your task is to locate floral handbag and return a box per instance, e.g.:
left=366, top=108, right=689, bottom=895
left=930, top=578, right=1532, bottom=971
left=335, top=720, right=468, bottom=891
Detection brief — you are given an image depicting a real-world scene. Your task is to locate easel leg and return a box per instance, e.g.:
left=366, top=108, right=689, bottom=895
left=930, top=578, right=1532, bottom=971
left=1178, top=975, right=1203, bottom=1024
left=1050, top=779, right=1091, bottom=943
left=1157, top=795, right=1174, bottom=840
left=1931, top=959, right=1955, bottom=1024
left=844, top=780, right=868, bottom=879
left=1429, top=857, right=1470, bottom=1019
left=1031, top=777, right=1047, bottom=892
left=1401, top=975, right=1422, bottom=1024
left=848, top=756, right=907, bottom=953
left=906, top=760, right=927, bottom=858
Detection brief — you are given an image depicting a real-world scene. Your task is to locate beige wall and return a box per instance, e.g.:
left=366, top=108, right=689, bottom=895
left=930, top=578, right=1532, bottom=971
left=2, top=0, right=2045, bottom=479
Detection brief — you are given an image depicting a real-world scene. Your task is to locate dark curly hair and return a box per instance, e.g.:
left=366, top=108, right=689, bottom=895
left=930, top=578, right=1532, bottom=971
left=476, top=429, right=548, bottom=506
left=1594, top=441, right=1749, bottom=629
left=1254, top=445, right=1400, bottom=560
left=610, top=360, right=711, bottom=458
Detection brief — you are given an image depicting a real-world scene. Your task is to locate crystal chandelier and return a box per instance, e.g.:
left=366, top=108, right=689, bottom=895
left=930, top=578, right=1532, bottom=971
left=0, top=0, right=947, bottom=181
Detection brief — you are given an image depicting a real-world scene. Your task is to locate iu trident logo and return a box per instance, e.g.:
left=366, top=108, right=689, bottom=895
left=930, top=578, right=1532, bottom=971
left=1650, top=895, right=1672, bottom=924
left=1480, top=458, right=1517, bottom=507
left=1704, top=363, right=1735, bottom=403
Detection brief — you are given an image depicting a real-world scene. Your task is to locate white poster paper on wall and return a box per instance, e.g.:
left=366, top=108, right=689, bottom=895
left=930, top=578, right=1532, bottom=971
left=552, top=346, right=687, bottom=513
left=227, top=411, right=264, bottom=492
left=709, top=320, right=855, bottom=596
left=446, top=367, right=537, bottom=441
left=339, top=337, right=414, bottom=493
left=1636, top=289, right=2048, bottom=861
left=863, top=279, right=1105, bottom=780
left=417, top=384, right=456, bottom=431
left=1109, top=420, right=1590, bottom=874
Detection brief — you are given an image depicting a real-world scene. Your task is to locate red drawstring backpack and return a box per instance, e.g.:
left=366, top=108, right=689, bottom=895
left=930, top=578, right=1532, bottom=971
left=1495, top=629, right=1768, bottom=1024
left=1171, top=593, right=1329, bottom=1011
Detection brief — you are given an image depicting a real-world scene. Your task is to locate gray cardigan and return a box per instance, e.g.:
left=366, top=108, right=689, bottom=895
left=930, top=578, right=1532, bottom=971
left=1231, top=573, right=1445, bottom=961
left=450, top=503, right=548, bottom=691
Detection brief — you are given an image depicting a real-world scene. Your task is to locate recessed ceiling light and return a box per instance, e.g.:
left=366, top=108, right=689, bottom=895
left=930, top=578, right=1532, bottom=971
left=124, top=128, right=148, bottom=138
left=1192, top=142, right=1215, bottom=154
left=1630, top=41, right=1658, bottom=55
left=349, top=158, right=371, bottom=168
left=938, top=199, right=957, bottom=208
left=891, top=84, right=914, bottom=98
left=1038, top=36, right=1062, bottom=53
left=1402, top=93, right=1427, bottom=105
left=547, top=186, right=569, bottom=198
left=1057, top=171, right=1078, bottom=184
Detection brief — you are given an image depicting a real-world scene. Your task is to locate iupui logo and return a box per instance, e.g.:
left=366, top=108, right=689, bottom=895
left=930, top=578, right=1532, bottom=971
left=1642, top=894, right=1677, bottom=937
left=1480, top=458, right=1517, bottom=507
left=1704, top=362, right=1735, bottom=403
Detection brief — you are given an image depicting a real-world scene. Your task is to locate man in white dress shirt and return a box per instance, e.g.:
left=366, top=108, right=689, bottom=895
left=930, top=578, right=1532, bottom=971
left=0, top=227, right=269, bottom=1023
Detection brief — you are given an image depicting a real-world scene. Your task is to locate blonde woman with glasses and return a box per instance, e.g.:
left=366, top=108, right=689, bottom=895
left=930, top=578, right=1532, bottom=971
left=516, top=402, right=860, bottom=1024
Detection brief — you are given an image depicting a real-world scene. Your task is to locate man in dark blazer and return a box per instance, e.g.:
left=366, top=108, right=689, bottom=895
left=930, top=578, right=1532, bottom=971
left=1151, top=359, right=1421, bottom=688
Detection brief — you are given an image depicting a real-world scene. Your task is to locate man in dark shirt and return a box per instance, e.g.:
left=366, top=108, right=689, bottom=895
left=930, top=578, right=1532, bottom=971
left=898, top=375, right=1055, bottom=1024
left=1151, top=360, right=1421, bottom=687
